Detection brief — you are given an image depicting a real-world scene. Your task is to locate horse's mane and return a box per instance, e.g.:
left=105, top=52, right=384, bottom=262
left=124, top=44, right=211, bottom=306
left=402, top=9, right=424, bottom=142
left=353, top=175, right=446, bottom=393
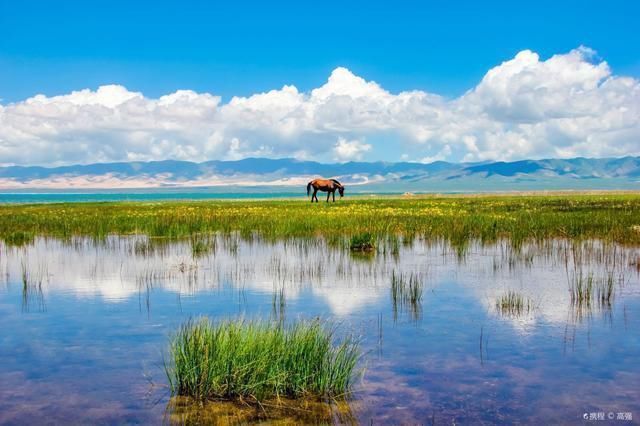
left=330, top=179, right=342, bottom=187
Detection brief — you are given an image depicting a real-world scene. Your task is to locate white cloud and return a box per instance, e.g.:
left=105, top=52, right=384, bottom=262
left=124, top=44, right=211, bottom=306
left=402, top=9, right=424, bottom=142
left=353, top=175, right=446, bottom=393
left=420, top=144, right=452, bottom=164
left=333, top=137, right=372, bottom=162
left=1, top=47, right=639, bottom=166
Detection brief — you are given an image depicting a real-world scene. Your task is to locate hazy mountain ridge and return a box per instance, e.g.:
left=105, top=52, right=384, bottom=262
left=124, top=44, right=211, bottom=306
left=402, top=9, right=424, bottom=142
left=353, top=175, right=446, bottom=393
left=0, top=156, right=639, bottom=190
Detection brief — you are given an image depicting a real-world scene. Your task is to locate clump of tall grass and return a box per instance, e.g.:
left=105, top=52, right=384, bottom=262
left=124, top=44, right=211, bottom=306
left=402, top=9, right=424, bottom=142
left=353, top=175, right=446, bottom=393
left=391, top=271, right=423, bottom=305
left=349, top=233, right=375, bottom=252
left=165, top=318, right=361, bottom=403
left=495, top=291, right=533, bottom=317
left=391, top=271, right=424, bottom=321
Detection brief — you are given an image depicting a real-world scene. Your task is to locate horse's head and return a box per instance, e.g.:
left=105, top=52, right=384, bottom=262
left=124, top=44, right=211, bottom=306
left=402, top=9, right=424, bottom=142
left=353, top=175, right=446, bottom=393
left=338, top=186, right=345, bottom=197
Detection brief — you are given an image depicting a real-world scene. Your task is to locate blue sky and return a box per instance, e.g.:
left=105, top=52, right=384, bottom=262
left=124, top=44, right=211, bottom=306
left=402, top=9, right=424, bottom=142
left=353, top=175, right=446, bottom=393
left=0, top=1, right=639, bottom=166
left=1, top=0, right=638, bottom=102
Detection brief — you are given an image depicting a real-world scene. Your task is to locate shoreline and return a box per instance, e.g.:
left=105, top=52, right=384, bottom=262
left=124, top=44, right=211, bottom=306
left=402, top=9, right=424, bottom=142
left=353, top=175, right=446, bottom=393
left=2, top=194, right=640, bottom=245
left=1, top=189, right=640, bottom=205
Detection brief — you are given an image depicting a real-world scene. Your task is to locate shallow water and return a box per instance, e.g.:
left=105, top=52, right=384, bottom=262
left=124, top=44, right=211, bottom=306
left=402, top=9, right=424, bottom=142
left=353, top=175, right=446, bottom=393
left=1, top=236, right=639, bottom=424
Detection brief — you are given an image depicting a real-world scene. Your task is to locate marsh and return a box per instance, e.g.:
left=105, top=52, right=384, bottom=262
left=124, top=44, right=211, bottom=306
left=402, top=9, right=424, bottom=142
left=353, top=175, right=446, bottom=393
left=1, top=228, right=639, bottom=424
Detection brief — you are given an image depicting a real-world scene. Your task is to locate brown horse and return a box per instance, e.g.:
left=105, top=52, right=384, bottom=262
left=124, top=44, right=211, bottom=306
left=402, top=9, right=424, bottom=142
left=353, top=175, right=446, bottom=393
left=306, top=178, right=345, bottom=202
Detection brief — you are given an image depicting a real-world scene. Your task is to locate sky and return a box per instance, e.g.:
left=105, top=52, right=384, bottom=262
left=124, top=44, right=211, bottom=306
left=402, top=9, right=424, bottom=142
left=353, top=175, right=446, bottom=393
left=0, top=0, right=639, bottom=166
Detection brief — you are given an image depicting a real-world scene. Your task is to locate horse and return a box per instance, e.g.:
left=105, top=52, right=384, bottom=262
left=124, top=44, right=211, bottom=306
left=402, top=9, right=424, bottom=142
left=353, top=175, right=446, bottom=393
left=306, top=178, right=345, bottom=202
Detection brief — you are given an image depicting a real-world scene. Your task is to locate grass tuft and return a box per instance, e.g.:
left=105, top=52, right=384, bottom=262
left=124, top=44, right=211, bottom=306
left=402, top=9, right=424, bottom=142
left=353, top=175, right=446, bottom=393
left=349, top=233, right=375, bottom=252
left=164, top=318, right=361, bottom=403
left=495, top=291, right=533, bottom=317
left=391, top=271, right=424, bottom=320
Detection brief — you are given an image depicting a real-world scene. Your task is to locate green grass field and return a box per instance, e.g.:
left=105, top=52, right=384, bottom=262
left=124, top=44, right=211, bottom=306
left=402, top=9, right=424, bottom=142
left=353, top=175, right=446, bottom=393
left=1, top=194, right=640, bottom=246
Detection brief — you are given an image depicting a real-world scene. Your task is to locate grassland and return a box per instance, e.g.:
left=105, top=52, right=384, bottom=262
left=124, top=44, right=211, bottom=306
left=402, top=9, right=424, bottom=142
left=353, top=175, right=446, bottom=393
left=1, top=194, right=640, bottom=246
left=165, top=318, right=360, bottom=403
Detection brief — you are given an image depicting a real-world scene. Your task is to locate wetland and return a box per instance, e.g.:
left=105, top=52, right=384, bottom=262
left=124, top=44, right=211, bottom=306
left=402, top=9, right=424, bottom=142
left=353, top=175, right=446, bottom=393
left=1, top=195, right=639, bottom=424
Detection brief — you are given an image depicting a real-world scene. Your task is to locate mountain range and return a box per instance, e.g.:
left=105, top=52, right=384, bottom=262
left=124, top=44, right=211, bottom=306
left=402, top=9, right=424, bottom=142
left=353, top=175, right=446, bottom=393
left=1, top=156, right=639, bottom=192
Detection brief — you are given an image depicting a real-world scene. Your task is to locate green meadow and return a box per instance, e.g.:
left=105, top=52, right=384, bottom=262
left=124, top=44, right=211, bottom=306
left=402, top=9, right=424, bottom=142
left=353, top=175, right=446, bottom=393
left=1, top=194, right=640, bottom=246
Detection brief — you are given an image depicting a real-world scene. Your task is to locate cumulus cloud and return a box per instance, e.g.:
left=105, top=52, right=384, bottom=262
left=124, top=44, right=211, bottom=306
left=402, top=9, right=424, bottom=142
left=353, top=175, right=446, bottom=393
left=333, top=137, right=372, bottom=161
left=0, top=47, right=639, bottom=166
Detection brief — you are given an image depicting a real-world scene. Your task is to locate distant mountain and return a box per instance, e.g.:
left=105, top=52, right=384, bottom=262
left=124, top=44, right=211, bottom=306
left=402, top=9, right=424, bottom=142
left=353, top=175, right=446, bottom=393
left=0, top=156, right=639, bottom=191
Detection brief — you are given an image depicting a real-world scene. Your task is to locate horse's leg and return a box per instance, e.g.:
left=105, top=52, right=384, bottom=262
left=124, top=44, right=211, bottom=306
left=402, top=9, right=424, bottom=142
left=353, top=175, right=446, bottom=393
left=326, top=191, right=330, bottom=203
left=313, top=189, right=318, bottom=202
left=332, top=191, right=336, bottom=202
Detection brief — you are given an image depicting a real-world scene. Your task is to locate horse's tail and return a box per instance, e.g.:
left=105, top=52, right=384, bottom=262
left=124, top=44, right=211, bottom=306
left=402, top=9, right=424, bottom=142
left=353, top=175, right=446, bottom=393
left=306, top=181, right=312, bottom=197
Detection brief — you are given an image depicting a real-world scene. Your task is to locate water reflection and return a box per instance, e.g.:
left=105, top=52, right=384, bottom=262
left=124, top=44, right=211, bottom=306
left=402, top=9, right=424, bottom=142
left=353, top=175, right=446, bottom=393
left=390, top=270, right=425, bottom=322
left=5, top=236, right=638, bottom=321
left=165, top=396, right=357, bottom=425
left=19, top=259, right=47, bottom=313
left=0, top=235, right=639, bottom=424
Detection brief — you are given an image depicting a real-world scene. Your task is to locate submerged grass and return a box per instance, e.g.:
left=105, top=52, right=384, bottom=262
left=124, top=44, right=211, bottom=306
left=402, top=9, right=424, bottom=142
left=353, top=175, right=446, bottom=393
left=190, top=234, right=216, bottom=258
left=391, top=271, right=424, bottom=321
left=166, top=394, right=356, bottom=425
left=495, top=291, right=533, bottom=317
left=2, top=195, right=640, bottom=246
left=271, top=287, right=286, bottom=323
left=20, top=259, right=47, bottom=312
left=569, top=272, right=616, bottom=307
left=391, top=271, right=423, bottom=305
left=164, top=318, right=360, bottom=403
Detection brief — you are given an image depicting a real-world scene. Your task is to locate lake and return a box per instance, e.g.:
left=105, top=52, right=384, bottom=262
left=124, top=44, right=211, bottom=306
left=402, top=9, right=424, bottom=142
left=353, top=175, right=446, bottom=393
left=1, top=235, right=638, bottom=424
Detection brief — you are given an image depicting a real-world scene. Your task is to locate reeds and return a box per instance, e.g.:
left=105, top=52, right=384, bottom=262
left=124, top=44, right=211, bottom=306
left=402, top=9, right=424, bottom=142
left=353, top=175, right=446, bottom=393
left=495, top=291, right=533, bottom=317
left=569, top=272, right=615, bottom=307
left=391, top=271, right=423, bottom=321
left=164, top=318, right=360, bottom=403
left=190, top=235, right=216, bottom=258
left=271, top=287, right=286, bottom=322
left=20, top=259, right=47, bottom=312
left=5, top=230, right=34, bottom=247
